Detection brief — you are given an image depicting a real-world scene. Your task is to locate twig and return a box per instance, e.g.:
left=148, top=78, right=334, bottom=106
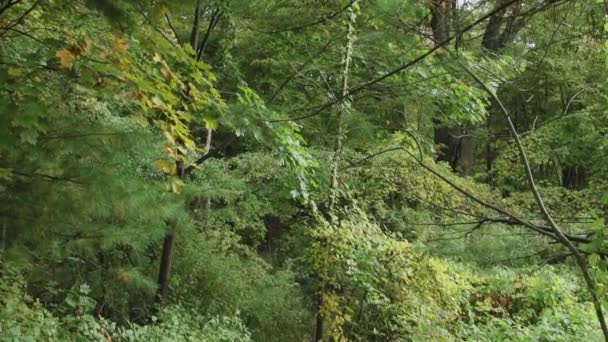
left=0, top=0, right=23, bottom=17
left=269, top=31, right=345, bottom=103
left=0, top=0, right=42, bottom=38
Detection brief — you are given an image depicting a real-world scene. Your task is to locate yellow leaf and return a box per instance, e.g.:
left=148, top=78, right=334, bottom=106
left=162, top=130, right=176, bottom=145
left=176, top=145, right=188, bottom=155
left=117, top=271, right=130, bottom=283
left=114, top=37, right=128, bottom=53
left=117, top=58, right=130, bottom=72
left=160, top=65, right=171, bottom=79
left=151, top=96, right=164, bottom=108
left=56, top=48, right=75, bottom=69
left=203, top=117, right=218, bottom=130
left=153, top=53, right=162, bottom=64
left=78, top=39, right=90, bottom=54
left=170, top=177, right=184, bottom=193
left=154, top=159, right=176, bottom=175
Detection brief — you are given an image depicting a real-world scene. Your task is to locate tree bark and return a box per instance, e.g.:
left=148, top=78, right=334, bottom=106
left=481, top=0, right=510, bottom=52
left=431, top=0, right=538, bottom=175
left=196, top=8, right=223, bottom=61
left=156, top=229, right=176, bottom=302
left=459, top=125, right=475, bottom=176
left=189, top=0, right=202, bottom=52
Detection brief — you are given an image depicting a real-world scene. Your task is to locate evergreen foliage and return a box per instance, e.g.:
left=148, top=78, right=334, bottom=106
left=1, top=0, right=608, bottom=341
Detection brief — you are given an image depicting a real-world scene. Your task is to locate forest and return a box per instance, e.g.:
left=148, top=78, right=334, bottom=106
left=1, top=0, right=607, bottom=341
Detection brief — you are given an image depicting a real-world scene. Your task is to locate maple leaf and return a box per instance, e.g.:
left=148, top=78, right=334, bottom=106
left=56, top=48, right=75, bottom=69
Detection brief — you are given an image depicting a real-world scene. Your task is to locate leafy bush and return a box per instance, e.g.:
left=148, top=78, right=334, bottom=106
left=171, top=229, right=312, bottom=341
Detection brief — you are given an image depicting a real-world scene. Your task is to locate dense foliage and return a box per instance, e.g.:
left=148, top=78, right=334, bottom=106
left=1, top=0, right=607, bottom=340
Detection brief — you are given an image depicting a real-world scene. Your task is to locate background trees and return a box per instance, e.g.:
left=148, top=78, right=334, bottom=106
left=1, top=0, right=608, bottom=340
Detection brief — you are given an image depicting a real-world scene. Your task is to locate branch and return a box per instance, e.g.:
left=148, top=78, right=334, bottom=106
left=203, top=128, right=212, bottom=155
left=561, top=88, right=586, bottom=116
left=0, top=0, right=42, bottom=38
left=0, top=0, right=22, bottom=17
left=13, top=171, right=83, bottom=185
left=266, top=0, right=522, bottom=123
left=196, top=8, right=223, bottom=61
left=269, top=31, right=345, bottom=103
left=183, top=134, right=234, bottom=176
left=138, top=7, right=177, bottom=48
left=39, top=131, right=131, bottom=140
left=164, top=13, right=181, bottom=45
left=355, top=142, right=590, bottom=242
left=458, top=59, right=608, bottom=341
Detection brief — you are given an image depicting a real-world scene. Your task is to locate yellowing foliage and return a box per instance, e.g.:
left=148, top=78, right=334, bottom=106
left=56, top=48, right=76, bottom=69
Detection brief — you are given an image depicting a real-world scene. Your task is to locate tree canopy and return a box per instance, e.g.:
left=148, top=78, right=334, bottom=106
left=1, top=0, right=608, bottom=341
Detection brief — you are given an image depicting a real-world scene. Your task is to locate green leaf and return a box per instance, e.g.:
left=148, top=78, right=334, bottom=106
left=203, top=117, right=219, bottom=130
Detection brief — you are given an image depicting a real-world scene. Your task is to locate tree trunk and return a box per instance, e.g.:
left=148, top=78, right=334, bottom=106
left=459, top=125, right=475, bottom=176
left=156, top=229, right=176, bottom=302
left=481, top=0, right=509, bottom=52
left=314, top=295, right=324, bottom=342
left=329, top=0, right=357, bottom=214
left=434, top=125, right=460, bottom=171
left=318, top=3, right=358, bottom=340
left=156, top=155, right=186, bottom=304
left=189, top=0, right=202, bottom=52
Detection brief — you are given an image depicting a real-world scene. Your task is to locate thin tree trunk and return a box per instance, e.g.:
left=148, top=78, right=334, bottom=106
left=430, top=0, right=462, bottom=172
left=156, top=229, right=176, bottom=302
left=196, top=8, right=223, bottom=61
left=156, top=0, right=213, bottom=305
left=318, top=3, right=358, bottom=340
left=189, top=0, right=202, bottom=51
left=460, top=125, right=475, bottom=176
left=328, top=0, right=357, bottom=215
left=314, top=295, right=324, bottom=342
